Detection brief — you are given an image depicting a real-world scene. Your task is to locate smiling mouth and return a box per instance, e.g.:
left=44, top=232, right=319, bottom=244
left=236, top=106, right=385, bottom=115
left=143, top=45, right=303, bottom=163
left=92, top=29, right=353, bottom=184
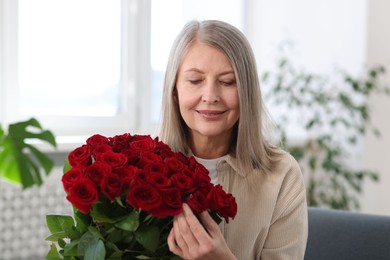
left=196, top=110, right=226, bottom=120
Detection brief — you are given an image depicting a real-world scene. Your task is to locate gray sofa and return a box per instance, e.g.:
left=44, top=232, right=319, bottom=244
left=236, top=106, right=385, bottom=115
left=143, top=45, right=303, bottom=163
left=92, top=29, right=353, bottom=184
left=304, top=207, right=390, bottom=260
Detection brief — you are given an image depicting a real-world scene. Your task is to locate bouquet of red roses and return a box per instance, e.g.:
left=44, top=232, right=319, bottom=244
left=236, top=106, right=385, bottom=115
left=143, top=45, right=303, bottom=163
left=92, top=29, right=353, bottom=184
left=46, top=133, right=237, bottom=260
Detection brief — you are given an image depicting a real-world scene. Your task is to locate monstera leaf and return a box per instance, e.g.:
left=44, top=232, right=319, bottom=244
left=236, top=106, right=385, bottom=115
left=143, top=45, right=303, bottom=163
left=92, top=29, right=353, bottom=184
left=0, top=118, right=56, bottom=189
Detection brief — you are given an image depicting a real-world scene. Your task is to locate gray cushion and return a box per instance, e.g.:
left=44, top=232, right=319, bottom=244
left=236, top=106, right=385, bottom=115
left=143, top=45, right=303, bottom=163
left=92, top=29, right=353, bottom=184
left=304, top=207, right=390, bottom=260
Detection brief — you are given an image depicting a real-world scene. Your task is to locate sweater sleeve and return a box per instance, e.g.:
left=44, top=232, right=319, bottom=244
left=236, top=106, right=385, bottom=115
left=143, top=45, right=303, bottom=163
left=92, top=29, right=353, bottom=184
left=259, top=154, right=308, bottom=260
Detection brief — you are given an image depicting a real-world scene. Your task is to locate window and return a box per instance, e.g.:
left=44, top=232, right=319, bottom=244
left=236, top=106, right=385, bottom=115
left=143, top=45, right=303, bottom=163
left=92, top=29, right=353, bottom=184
left=0, top=0, right=244, bottom=144
left=18, top=0, right=121, bottom=117
left=0, top=0, right=151, bottom=144
left=0, top=0, right=245, bottom=146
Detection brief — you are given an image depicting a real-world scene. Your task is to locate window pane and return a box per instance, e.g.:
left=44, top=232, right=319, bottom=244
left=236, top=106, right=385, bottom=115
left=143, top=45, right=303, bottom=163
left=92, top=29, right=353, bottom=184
left=18, top=0, right=121, bottom=116
left=150, top=0, right=244, bottom=123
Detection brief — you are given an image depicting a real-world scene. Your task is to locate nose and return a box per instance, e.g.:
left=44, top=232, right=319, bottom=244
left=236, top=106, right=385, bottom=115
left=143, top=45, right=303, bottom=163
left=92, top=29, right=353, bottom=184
left=202, top=82, right=220, bottom=103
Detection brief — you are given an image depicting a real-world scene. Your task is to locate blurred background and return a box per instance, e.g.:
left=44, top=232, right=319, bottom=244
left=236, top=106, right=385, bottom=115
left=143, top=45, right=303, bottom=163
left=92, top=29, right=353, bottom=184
left=0, top=0, right=389, bottom=259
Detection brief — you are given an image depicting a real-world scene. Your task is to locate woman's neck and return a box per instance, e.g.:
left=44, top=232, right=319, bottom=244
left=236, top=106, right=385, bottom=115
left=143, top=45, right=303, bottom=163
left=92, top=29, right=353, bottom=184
left=188, top=133, right=231, bottom=159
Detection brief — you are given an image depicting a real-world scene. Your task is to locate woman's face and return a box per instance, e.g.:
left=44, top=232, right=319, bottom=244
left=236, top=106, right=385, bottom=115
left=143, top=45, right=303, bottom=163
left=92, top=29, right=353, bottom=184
left=175, top=41, right=240, bottom=144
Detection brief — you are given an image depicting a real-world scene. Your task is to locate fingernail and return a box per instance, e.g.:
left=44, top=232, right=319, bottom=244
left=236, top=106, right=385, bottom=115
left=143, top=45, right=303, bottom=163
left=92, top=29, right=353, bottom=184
left=183, top=203, right=190, bottom=211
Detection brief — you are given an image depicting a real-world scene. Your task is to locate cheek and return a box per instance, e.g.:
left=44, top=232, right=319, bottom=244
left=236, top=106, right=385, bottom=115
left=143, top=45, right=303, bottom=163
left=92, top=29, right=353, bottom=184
left=227, top=90, right=240, bottom=110
left=177, top=89, right=199, bottom=110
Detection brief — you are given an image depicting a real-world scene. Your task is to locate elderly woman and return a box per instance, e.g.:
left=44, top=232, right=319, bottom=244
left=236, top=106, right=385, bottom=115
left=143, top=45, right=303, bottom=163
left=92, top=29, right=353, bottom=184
left=159, top=20, right=308, bottom=260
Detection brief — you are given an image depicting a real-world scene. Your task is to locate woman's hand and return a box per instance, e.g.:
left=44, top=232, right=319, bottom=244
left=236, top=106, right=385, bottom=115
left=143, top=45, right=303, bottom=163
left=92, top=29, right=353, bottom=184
left=167, top=203, right=237, bottom=260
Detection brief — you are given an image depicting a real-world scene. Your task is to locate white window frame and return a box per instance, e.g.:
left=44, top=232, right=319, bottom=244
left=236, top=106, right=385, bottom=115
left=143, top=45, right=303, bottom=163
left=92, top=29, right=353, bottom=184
left=0, top=0, right=152, bottom=149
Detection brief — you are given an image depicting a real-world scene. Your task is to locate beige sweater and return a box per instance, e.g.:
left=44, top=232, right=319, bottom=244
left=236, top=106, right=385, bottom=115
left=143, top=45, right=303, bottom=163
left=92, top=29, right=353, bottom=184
left=216, top=152, right=308, bottom=260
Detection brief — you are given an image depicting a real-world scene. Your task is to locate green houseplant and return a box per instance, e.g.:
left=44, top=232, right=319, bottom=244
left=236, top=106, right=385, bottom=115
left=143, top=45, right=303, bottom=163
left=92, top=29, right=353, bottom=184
left=262, top=55, right=389, bottom=210
left=0, top=117, right=57, bottom=189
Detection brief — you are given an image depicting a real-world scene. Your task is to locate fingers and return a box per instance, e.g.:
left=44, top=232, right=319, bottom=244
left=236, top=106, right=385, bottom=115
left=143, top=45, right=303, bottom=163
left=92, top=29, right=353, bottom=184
left=168, top=204, right=227, bottom=258
left=168, top=204, right=210, bottom=257
left=177, top=204, right=203, bottom=246
left=167, top=228, right=183, bottom=256
left=199, top=209, right=219, bottom=236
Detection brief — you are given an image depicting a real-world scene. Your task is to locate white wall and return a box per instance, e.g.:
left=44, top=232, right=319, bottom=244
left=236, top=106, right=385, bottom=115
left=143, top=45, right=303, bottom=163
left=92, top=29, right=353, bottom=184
left=248, top=0, right=367, bottom=75
left=361, top=0, right=390, bottom=216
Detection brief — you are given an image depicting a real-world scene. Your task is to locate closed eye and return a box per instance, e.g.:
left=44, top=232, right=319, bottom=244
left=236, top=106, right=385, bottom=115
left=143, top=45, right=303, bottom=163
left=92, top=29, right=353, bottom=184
left=220, top=80, right=236, bottom=86
left=189, top=80, right=202, bottom=85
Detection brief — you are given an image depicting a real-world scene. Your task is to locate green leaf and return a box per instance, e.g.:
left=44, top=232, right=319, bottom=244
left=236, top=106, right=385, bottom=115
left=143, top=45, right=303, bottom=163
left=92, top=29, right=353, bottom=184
left=91, top=201, right=128, bottom=223
left=84, top=239, right=106, bottom=260
left=88, top=226, right=104, bottom=240
left=63, top=239, right=79, bottom=257
left=26, top=143, right=54, bottom=175
left=63, top=158, right=72, bottom=173
left=114, top=210, right=140, bottom=231
left=74, top=210, right=92, bottom=234
left=78, top=232, right=106, bottom=260
left=309, top=157, right=317, bottom=170
left=209, top=210, right=222, bottom=225
left=107, top=249, right=124, bottom=260
left=0, top=124, right=5, bottom=147
left=289, top=146, right=305, bottom=160
left=58, top=239, right=66, bottom=249
left=135, top=226, right=160, bottom=252
left=0, top=117, right=56, bottom=188
left=46, top=243, right=61, bottom=260
left=46, top=215, right=75, bottom=234
left=46, top=231, right=68, bottom=241
left=107, top=228, right=128, bottom=243
left=135, top=256, right=152, bottom=259
left=77, top=232, right=96, bottom=256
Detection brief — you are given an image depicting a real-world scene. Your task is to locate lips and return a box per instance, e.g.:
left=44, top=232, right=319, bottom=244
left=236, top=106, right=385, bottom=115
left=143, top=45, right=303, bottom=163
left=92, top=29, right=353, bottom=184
left=196, top=110, right=226, bottom=120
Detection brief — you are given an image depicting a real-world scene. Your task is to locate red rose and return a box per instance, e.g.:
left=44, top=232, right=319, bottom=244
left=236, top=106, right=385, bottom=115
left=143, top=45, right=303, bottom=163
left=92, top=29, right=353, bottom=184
left=185, top=190, right=209, bottom=214
left=96, top=151, right=128, bottom=168
left=84, top=161, right=111, bottom=186
left=192, top=163, right=212, bottom=185
left=66, top=177, right=99, bottom=214
left=129, top=136, right=156, bottom=152
left=121, top=147, right=140, bottom=165
left=126, top=180, right=162, bottom=211
left=182, top=166, right=211, bottom=189
left=154, top=141, right=175, bottom=159
left=149, top=188, right=182, bottom=218
left=130, top=134, right=152, bottom=142
left=113, top=165, right=138, bottom=187
left=86, top=134, right=109, bottom=147
left=207, top=185, right=237, bottom=222
left=164, top=157, right=185, bottom=173
left=187, top=156, right=199, bottom=170
left=137, top=151, right=162, bottom=168
left=144, top=161, right=170, bottom=176
left=68, top=146, right=92, bottom=167
left=110, top=133, right=131, bottom=152
left=62, top=167, right=83, bottom=192
left=170, top=173, right=194, bottom=194
left=146, top=172, right=172, bottom=189
left=91, top=144, right=113, bottom=158
left=175, top=152, right=190, bottom=166
left=101, top=172, right=123, bottom=201
left=131, top=169, right=147, bottom=183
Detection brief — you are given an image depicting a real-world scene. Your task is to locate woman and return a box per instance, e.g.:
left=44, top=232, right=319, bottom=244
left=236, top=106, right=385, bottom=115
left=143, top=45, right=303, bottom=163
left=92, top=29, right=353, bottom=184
left=159, top=20, right=308, bottom=260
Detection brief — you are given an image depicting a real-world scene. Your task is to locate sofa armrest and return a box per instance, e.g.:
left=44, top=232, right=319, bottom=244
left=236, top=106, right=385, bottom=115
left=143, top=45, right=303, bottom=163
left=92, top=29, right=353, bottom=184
left=304, top=207, right=390, bottom=260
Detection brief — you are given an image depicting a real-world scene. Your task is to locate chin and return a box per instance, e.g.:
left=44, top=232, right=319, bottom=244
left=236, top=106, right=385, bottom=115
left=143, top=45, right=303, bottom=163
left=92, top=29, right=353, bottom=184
left=196, top=128, right=230, bottom=139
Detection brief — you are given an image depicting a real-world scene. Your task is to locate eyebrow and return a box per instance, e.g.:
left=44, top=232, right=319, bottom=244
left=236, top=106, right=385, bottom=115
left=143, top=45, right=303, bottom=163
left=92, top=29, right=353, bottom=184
left=184, top=68, right=235, bottom=76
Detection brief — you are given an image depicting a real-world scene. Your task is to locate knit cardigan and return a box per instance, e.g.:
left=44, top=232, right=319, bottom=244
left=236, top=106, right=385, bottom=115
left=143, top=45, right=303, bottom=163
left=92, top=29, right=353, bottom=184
left=216, top=151, right=308, bottom=260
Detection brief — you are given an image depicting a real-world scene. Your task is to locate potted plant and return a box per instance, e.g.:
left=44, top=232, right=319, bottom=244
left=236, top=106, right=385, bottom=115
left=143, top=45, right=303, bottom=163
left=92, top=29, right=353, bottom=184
left=262, top=54, right=389, bottom=210
left=0, top=117, right=56, bottom=189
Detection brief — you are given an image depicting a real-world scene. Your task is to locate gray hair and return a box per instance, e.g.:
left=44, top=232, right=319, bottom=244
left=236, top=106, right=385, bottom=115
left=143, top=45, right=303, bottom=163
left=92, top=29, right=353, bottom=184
left=159, top=20, right=280, bottom=173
